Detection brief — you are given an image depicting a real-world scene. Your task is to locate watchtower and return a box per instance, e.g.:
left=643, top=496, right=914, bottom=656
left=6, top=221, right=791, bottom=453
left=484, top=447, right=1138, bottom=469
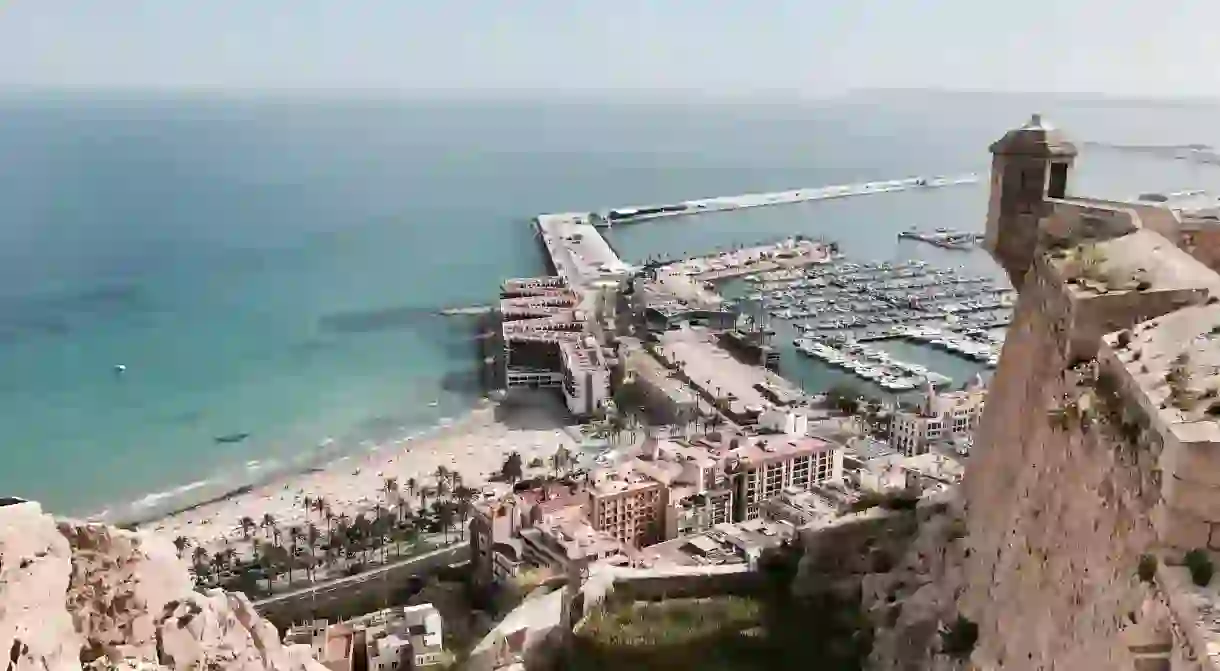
left=983, top=114, right=1078, bottom=287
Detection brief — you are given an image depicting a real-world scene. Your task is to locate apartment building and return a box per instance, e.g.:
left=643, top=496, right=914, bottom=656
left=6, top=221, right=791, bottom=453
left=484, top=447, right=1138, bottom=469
left=587, top=463, right=668, bottom=547
left=629, top=437, right=735, bottom=538
left=518, top=510, right=629, bottom=572
left=890, top=380, right=986, bottom=456
left=729, top=435, right=843, bottom=521
left=284, top=604, right=445, bottom=671
left=469, top=481, right=587, bottom=586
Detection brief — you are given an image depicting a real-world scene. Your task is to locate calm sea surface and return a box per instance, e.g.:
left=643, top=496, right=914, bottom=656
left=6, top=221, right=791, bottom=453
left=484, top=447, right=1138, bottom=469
left=1, top=93, right=1217, bottom=516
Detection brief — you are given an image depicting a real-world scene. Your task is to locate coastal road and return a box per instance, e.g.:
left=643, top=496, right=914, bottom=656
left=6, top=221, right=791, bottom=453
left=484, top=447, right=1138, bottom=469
left=253, top=541, right=470, bottom=612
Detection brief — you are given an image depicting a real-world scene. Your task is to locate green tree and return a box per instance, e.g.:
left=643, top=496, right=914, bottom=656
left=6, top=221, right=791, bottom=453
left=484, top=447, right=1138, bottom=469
left=239, top=516, right=256, bottom=539
left=261, top=513, right=277, bottom=539
left=551, top=445, right=572, bottom=477
left=453, top=486, right=476, bottom=540
left=436, top=501, right=456, bottom=544
left=827, top=383, right=862, bottom=415
left=501, top=451, right=524, bottom=483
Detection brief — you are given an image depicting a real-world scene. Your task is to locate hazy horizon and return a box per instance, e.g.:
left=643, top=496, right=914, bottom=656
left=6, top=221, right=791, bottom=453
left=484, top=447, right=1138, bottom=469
left=4, top=2, right=1218, bottom=99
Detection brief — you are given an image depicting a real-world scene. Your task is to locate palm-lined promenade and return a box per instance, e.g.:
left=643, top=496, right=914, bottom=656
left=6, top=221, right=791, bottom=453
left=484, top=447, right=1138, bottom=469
left=142, top=398, right=586, bottom=597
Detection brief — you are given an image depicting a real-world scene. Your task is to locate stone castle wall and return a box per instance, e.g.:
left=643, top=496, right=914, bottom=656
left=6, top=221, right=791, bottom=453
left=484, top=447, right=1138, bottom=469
left=863, top=118, right=1220, bottom=669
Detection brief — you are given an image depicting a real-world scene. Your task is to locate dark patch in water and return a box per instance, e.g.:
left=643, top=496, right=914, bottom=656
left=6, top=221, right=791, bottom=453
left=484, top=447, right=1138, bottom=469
left=213, top=432, right=251, bottom=444
left=287, top=338, right=338, bottom=363
left=439, top=370, right=482, bottom=394
left=0, top=283, right=153, bottom=344
left=317, top=305, right=436, bottom=334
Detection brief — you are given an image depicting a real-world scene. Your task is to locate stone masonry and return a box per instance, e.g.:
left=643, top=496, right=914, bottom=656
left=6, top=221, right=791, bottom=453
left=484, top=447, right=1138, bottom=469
left=957, top=114, right=1220, bottom=670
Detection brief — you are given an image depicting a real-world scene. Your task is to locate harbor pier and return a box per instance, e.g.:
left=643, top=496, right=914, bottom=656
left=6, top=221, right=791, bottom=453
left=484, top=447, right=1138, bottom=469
left=589, top=174, right=980, bottom=227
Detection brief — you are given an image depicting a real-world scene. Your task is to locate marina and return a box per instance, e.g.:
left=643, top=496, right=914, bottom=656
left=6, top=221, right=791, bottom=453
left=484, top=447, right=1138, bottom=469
left=738, top=259, right=1014, bottom=332
left=725, top=257, right=1012, bottom=388
left=499, top=171, right=1005, bottom=415
left=589, top=174, right=980, bottom=227
left=792, top=336, right=950, bottom=392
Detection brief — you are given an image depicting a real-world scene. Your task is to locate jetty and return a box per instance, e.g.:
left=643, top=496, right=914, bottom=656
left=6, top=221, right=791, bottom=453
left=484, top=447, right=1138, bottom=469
left=438, top=305, right=493, bottom=316
left=897, top=228, right=982, bottom=250
left=587, top=174, right=980, bottom=228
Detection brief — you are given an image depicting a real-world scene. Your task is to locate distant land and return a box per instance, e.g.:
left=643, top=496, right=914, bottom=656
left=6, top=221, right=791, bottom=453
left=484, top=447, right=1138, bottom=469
left=1082, top=140, right=1220, bottom=165
left=850, top=87, right=1220, bottom=109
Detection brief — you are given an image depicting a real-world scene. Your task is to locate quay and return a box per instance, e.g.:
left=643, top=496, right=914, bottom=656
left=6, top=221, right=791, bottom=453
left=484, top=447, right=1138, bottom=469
left=438, top=305, right=493, bottom=316
left=587, top=174, right=980, bottom=228
left=897, top=228, right=982, bottom=250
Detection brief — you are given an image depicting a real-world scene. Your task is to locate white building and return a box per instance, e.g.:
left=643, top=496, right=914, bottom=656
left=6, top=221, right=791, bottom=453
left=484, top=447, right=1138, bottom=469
left=284, top=603, right=446, bottom=670
left=890, top=377, right=986, bottom=457
left=758, top=407, right=809, bottom=436
left=558, top=336, right=610, bottom=418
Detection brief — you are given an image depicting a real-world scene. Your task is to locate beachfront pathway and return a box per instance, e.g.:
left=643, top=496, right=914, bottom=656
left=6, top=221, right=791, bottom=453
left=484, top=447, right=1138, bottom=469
left=253, top=541, right=470, bottom=608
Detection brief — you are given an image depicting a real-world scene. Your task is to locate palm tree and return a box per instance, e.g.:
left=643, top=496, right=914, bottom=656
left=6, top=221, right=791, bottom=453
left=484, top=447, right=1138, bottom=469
left=286, top=538, right=299, bottom=585
left=373, top=506, right=393, bottom=564
left=261, top=513, right=277, bottom=539
left=435, top=501, right=456, bottom=544
left=172, top=535, right=191, bottom=558
left=551, top=445, right=571, bottom=477
left=434, top=466, right=450, bottom=500
left=191, top=546, right=209, bottom=581
left=259, top=544, right=280, bottom=593
left=239, top=516, right=256, bottom=539
left=453, top=486, right=476, bottom=540
left=383, top=476, right=398, bottom=501
left=323, top=506, right=335, bottom=536
left=394, top=492, right=411, bottom=525
left=313, top=496, right=328, bottom=518
left=211, top=550, right=229, bottom=584
left=405, top=477, right=418, bottom=499
left=371, top=503, right=385, bottom=561
left=418, top=485, right=431, bottom=512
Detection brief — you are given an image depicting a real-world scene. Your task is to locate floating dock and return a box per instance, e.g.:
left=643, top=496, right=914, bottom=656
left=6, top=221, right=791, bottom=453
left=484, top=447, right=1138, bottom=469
left=587, top=174, right=980, bottom=228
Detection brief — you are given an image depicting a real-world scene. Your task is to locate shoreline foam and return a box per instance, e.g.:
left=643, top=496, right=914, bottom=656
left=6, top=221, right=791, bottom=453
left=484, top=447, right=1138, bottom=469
left=135, top=396, right=584, bottom=553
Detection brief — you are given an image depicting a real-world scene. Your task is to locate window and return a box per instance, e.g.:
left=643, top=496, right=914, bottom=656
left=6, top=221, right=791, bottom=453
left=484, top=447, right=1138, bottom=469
left=1048, top=162, right=1068, bottom=198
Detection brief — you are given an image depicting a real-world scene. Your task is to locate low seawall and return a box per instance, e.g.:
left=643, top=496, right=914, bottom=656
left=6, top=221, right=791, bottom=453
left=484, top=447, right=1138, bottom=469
left=255, top=542, right=469, bottom=628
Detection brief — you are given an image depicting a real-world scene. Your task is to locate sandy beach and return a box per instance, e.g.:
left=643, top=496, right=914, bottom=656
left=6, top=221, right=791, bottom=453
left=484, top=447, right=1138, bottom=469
left=143, top=399, right=584, bottom=554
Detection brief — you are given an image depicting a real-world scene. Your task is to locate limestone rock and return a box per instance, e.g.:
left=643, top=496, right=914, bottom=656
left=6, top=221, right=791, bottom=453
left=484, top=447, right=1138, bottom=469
left=0, top=501, right=326, bottom=671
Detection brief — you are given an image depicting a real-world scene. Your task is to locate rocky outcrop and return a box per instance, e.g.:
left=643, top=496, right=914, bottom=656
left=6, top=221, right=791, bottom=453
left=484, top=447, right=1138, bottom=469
left=0, top=500, right=325, bottom=671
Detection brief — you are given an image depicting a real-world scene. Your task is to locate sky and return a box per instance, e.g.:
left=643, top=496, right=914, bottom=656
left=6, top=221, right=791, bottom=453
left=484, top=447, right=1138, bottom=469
left=2, top=0, right=1218, bottom=99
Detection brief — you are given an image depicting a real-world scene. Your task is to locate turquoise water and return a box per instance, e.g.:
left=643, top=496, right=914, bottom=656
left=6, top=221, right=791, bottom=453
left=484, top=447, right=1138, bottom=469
left=1, top=94, right=1217, bottom=516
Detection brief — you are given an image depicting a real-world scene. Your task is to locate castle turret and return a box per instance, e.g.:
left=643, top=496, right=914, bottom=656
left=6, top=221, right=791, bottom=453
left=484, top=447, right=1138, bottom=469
left=983, top=113, right=1078, bottom=287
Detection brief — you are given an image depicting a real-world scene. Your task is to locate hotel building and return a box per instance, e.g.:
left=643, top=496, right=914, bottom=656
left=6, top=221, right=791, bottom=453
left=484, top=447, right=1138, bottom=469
left=890, top=380, right=986, bottom=457
left=729, top=435, right=843, bottom=521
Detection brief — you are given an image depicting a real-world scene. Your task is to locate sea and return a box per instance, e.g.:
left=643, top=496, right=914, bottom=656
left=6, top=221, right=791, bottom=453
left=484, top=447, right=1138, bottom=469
left=2, top=91, right=1218, bottom=519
